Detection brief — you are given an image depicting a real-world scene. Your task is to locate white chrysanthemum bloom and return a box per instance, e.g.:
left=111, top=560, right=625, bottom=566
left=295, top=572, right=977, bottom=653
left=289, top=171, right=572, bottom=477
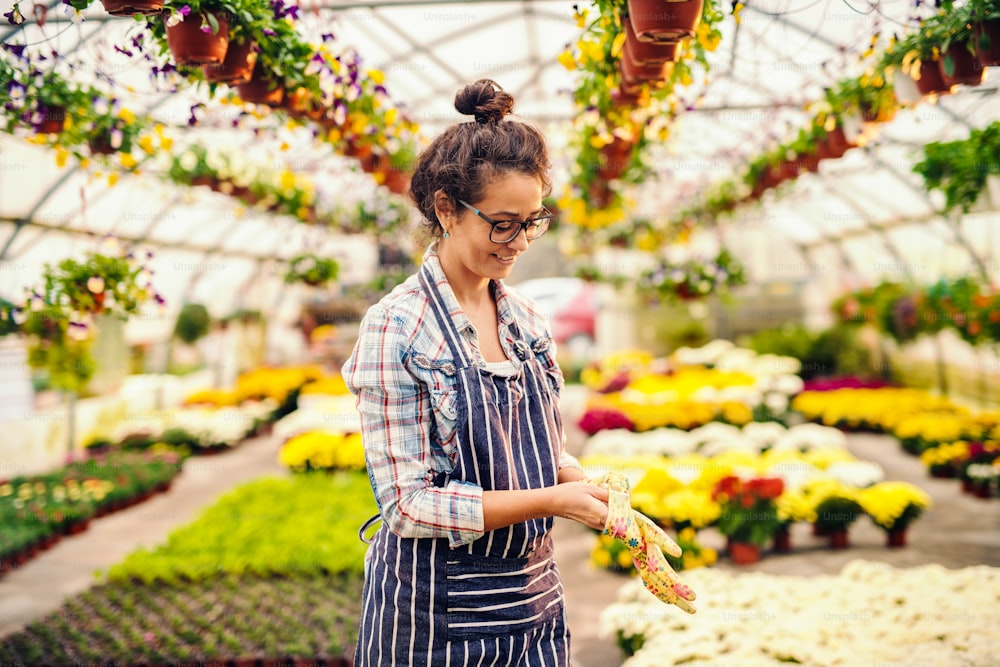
left=774, top=423, right=848, bottom=451
left=756, top=353, right=802, bottom=376
left=179, top=150, right=198, bottom=172
left=766, top=461, right=822, bottom=489
left=688, top=421, right=744, bottom=446
left=641, top=428, right=697, bottom=457
left=742, top=421, right=787, bottom=447
left=764, top=391, right=789, bottom=415
left=826, top=461, right=884, bottom=487
left=714, top=347, right=758, bottom=372
left=773, top=373, right=805, bottom=395
left=699, top=434, right=761, bottom=457
left=582, top=428, right=636, bottom=457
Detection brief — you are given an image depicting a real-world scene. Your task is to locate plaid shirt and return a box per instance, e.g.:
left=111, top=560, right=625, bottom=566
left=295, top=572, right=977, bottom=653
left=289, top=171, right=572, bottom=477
left=343, top=245, right=581, bottom=547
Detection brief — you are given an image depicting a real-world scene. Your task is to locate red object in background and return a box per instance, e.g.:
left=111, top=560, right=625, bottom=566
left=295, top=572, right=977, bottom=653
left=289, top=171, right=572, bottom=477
left=550, top=281, right=597, bottom=348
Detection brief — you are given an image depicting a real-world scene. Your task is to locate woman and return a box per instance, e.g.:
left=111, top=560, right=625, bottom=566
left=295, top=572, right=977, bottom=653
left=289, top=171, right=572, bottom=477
left=342, top=79, right=610, bottom=666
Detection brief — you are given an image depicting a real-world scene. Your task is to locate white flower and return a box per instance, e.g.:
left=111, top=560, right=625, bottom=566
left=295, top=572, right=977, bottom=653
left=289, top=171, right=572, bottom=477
left=826, top=461, right=884, bottom=487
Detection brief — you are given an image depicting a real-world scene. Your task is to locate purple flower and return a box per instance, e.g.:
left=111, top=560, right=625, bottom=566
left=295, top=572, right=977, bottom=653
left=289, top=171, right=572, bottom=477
left=263, top=27, right=275, bottom=36
left=4, top=3, right=24, bottom=25
left=3, top=43, right=27, bottom=58
left=321, top=32, right=335, bottom=42
left=179, top=5, right=190, bottom=16
left=114, top=44, right=133, bottom=57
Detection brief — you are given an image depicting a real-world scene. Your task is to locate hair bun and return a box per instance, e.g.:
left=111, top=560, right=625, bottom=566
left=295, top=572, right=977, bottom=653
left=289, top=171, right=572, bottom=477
left=455, top=79, right=515, bottom=124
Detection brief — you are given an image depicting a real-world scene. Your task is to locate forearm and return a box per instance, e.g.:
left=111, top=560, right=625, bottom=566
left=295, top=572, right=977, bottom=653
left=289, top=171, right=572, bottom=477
left=482, top=487, right=556, bottom=532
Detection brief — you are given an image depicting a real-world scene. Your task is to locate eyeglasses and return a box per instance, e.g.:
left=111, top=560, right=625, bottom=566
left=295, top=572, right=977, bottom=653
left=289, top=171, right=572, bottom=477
left=457, top=199, right=553, bottom=244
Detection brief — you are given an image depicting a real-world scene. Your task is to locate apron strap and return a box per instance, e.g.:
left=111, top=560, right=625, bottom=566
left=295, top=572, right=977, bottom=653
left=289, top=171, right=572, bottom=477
left=418, top=265, right=472, bottom=367
left=358, top=513, right=382, bottom=544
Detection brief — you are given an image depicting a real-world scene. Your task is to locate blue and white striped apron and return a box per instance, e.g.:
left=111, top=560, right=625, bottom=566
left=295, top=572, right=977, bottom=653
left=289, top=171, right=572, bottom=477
left=354, top=266, right=570, bottom=666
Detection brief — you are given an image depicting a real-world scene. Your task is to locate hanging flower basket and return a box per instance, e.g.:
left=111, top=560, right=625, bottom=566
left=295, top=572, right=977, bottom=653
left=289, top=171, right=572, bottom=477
left=915, top=59, right=951, bottom=96
left=974, top=19, right=1000, bottom=66
left=30, top=107, right=66, bottom=134
left=166, top=11, right=230, bottom=66
left=202, top=38, right=257, bottom=84
left=598, top=137, right=634, bottom=181
left=626, top=0, right=704, bottom=44
left=283, top=87, right=327, bottom=121
left=623, top=15, right=679, bottom=65
left=100, top=0, right=163, bottom=15
left=382, top=169, right=411, bottom=196
left=88, top=131, right=118, bottom=155
left=236, top=64, right=285, bottom=106
left=938, top=43, right=985, bottom=88
left=619, top=42, right=671, bottom=85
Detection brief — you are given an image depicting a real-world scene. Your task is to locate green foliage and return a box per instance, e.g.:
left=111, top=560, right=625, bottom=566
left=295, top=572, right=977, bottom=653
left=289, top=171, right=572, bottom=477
left=913, top=121, right=1000, bottom=214
left=0, top=573, right=363, bottom=663
left=744, top=323, right=876, bottom=380
left=284, top=253, right=339, bottom=287
left=104, top=472, right=376, bottom=583
left=172, top=303, right=211, bottom=344
left=814, top=496, right=863, bottom=531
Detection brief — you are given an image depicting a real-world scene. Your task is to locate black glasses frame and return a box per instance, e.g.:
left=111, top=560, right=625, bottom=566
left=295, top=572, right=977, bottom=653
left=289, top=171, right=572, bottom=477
left=457, top=199, right=553, bottom=244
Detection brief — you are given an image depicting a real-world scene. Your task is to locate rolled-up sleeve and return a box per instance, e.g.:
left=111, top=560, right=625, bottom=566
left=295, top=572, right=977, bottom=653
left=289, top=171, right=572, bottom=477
left=342, top=304, right=484, bottom=547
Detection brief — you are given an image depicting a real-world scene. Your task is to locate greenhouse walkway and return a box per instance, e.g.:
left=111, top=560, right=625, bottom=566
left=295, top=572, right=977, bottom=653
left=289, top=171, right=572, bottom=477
left=1, top=386, right=999, bottom=667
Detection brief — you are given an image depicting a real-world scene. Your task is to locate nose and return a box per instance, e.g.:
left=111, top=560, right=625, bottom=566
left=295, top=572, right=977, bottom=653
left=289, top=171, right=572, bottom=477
left=506, top=227, right=530, bottom=251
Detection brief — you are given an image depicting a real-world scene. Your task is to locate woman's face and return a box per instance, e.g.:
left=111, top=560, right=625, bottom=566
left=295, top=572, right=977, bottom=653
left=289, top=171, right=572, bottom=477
left=440, top=171, right=544, bottom=284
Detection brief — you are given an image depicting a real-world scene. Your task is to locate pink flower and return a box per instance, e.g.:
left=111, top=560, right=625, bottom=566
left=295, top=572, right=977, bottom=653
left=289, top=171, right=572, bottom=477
left=608, top=517, right=628, bottom=539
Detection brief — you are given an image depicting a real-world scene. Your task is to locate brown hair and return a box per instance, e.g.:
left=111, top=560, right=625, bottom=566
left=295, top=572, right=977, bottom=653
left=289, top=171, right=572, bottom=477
left=409, top=79, right=552, bottom=238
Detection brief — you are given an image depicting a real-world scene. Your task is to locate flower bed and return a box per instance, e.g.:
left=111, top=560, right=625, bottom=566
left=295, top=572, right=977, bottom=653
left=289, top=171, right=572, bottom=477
left=580, top=420, right=931, bottom=562
left=0, top=451, right=182, bottom=575
left=579, top=343, right=804, bottom=435
left=0, top=471, right=374, bottom=664
left=601, top=560, right=1000, bottom=666
left=105, top=472, right=375, bottom=583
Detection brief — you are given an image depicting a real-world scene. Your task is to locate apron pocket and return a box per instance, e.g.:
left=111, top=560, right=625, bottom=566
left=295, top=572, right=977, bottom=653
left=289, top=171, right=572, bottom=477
left=445, top=548, right=562, bottom=641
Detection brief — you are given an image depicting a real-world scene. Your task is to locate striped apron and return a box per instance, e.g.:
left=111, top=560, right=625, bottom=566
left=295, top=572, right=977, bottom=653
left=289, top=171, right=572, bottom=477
left=354, top=266, right=570, bottom=666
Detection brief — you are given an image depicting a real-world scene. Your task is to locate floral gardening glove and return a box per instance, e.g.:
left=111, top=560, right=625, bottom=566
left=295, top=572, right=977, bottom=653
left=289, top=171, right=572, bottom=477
left=588, top=471, right=698, bottom=614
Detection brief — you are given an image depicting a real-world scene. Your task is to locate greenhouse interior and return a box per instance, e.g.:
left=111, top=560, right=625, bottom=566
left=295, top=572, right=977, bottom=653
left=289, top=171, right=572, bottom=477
left=2, top=0, right=1000, bottom=664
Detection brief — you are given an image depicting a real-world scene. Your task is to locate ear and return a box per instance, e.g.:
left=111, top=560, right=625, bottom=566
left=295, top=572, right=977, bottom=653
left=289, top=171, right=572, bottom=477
left=433, top=190, right=458, bottom=229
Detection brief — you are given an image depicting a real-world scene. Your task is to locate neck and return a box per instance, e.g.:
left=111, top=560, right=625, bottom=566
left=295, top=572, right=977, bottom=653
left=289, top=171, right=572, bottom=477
left=437, top=243, right=492, bottom=308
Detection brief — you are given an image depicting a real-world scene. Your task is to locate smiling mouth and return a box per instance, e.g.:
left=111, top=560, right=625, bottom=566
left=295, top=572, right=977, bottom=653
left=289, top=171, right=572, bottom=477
left=493, top=254, right=517, bottom=262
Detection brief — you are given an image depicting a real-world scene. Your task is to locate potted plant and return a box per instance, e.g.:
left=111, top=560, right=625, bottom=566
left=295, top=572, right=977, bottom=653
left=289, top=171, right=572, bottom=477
left=712, top=475, right=785, bottom=564
left=236, top=0, right=313, bottom=106
left=969, top=0, right=1000, bottom=65
left=813, top=494, right=863, bottom=549
left=859, top=481, right=932, bottom=547
left=936, top=6, right=986, bottom=87
left=627, top=0, right=705, bottom=44
left=283, top=254, right=339, bottom=288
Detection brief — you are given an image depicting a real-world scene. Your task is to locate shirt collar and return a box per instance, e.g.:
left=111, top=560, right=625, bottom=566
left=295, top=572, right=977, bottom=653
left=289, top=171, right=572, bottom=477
left=422, top=243, right=515, bottom=329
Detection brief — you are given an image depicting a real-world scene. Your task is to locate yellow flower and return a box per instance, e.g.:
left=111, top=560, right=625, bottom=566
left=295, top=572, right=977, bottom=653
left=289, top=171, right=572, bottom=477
left=858, top=482, right=931, bottom=530
left=137, top=135, right=155, bottom=155
left=696, top=23, right=721, bottom=51
left=55, top=146, right=70, bottom=168
left=733, top=2, right=744, bottom=23
left=558, top=49, right=577, bottom=71
left=107, top=172, right=119, bottom=187
left=118, top=108, right=136, bottom=125
left=368, top=69, right=385, bottom=85
left=573, top=6, right=588, bottom=28
left=120, top=153, right=137, bottom=169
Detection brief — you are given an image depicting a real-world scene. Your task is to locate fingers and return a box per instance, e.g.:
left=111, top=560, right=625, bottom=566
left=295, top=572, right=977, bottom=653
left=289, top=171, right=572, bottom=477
left=635, top=511, right=683, bottom=558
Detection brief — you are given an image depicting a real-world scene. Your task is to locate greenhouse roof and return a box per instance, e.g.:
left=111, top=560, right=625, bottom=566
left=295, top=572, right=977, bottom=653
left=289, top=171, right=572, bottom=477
left=2, top=0, right=999, bottom=324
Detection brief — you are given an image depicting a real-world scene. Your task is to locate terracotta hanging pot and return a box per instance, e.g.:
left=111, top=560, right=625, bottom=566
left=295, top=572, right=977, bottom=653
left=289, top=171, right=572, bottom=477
left=100, top=0, right=163, bottom=16
left=236, top=64, right=285, bottom=106
left=382, top=169, right=411, bottom=196
left=166, top=11, right=230, bottom=66
left=823, top=125, right=855, bottom=159
left=611, top=83, right=642, bottom=107
left=626, top=0, right=704, bottom=44
left=797, top=151, right=820, bottom=174
left=623, top=15, right=679, bottom=65
left=915, top=58, right=951, bottom=96
left=620, top=45, right=671, bottom=86
left=939, top=41, right=985, bottom=88
left=974, top=18, right=1000, bottom=66
left=283, top=87, right=327, bottom=121
left=202, top=38, right=257, bottom=84
left=30, top=106, right=66, bottom=134
left=597, top=136, right=634, bottom=181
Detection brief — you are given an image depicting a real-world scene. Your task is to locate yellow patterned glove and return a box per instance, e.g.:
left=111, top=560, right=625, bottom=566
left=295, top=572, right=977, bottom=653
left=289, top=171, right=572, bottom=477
left=588, top=471, right=698, bottom=614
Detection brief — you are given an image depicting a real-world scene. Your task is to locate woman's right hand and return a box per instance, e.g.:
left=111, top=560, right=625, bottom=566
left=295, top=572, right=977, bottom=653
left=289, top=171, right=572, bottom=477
left=550, top=481, right=610, bottom=531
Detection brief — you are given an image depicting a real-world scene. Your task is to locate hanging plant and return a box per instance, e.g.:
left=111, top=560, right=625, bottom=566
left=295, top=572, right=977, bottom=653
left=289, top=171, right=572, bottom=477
left=283, top=254, right=340, bottom=288
left=21, top=243, right=163, bottom=394
left=637, top=248, right=747, bottom=303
